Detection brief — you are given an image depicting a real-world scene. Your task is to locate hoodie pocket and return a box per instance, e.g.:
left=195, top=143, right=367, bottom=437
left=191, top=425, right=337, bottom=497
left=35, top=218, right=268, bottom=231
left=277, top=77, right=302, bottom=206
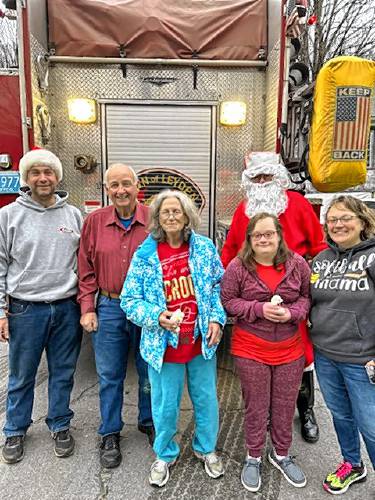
left=13, top=270, right=77, bottom=297
left=310, top=307, right=363, bottom=356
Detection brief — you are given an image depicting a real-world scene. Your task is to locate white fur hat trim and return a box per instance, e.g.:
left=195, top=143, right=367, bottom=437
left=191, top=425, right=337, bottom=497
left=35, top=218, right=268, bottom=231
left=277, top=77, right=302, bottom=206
left=18, top=148, right=63, bottom=183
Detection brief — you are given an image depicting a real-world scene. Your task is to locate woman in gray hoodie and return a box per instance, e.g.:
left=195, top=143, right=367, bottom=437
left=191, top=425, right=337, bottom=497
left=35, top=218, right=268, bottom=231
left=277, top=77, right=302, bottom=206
left=310, top=195, right=375, bottom=496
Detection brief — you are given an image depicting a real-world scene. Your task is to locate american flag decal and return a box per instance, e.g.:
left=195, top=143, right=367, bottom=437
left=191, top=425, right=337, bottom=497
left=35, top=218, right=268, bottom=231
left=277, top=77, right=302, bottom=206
left=333, top=86, right=372, bottom=160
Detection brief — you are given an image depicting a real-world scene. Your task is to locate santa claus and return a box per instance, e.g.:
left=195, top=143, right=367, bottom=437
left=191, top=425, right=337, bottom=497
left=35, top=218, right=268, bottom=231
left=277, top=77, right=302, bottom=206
left=221, top=151, right=326, bottom=443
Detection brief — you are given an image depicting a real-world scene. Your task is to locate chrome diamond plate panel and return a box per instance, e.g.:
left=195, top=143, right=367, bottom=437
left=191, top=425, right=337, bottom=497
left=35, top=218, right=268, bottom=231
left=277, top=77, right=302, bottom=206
left=30, top=62, right=268, bottom=220
left=216, top=68, right=266, bottom=221
left=263, top=40, right=280, bottom=152
left=30, top=35, right=49, bottom=148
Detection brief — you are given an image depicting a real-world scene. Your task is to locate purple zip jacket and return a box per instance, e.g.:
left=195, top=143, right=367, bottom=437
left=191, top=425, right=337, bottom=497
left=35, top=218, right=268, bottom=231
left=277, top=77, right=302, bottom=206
left=220, top=252, right=311, bottom=342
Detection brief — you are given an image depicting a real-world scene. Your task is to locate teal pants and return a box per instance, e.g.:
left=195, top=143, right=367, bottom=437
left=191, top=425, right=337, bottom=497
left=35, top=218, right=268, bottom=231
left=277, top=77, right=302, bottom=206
left=148, top=354, right=219, bottom=462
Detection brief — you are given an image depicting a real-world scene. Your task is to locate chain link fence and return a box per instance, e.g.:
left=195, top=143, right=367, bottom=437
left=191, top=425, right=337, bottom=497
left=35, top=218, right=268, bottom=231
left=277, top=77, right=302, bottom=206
left=0, top=8, right=18, bottom=69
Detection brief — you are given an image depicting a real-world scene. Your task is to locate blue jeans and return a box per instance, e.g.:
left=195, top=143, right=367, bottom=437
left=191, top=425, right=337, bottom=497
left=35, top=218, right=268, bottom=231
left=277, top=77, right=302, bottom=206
left=148, top=354, right=219, bottom=463
left=315, top=350, right=375, bottom=469
left=4, top=297, right=82, bottom=437
left=92, top=295, right=152, bottom=436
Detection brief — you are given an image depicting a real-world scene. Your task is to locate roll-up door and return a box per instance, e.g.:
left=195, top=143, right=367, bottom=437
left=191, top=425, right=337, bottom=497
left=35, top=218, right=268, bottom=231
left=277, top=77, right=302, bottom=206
left=104, top=103, right=215, bottom=236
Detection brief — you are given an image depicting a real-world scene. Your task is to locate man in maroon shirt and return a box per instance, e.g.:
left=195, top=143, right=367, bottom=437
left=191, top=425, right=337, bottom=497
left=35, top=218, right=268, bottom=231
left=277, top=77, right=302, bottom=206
left=78, top=163, right=153, bottom=468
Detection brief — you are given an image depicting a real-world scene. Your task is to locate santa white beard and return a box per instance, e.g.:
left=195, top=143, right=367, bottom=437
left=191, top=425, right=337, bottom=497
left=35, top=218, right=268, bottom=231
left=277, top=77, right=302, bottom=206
left=244, top=181, right=289, bottom=217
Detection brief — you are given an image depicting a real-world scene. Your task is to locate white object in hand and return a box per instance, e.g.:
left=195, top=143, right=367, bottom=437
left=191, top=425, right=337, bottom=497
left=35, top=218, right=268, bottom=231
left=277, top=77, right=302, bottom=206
left=170, top=309, right=184, bottom=333
left=270, top=295, right=283, bottom=306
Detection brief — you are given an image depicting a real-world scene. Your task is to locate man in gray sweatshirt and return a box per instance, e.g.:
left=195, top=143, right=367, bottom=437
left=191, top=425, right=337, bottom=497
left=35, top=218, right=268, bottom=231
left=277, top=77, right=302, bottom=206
left=0, top=148, right=83, bottom=464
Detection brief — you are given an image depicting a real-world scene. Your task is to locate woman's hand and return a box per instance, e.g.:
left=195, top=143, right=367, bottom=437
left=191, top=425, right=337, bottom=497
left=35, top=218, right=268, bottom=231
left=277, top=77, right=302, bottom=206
left=263, top=303, right=291, bottom=323
left=159, top=310, right=180, bottom=333
left=207, top=322, right=223, bottom=347
left=277, top=307, right=292, bottom=323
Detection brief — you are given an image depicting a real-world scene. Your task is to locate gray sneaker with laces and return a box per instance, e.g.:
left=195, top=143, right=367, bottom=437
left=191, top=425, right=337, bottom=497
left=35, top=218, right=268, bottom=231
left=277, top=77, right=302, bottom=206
left=241, top=457, right=262, bottom=492
left=268, top=449, right=307, bottom=487
left=194, top=451, right=224, bottom=478
left=2, top=435, right=24, bottom=464
left=53, top=429, right=75, bottom=458
left=149, top=458, right=176, bottom=487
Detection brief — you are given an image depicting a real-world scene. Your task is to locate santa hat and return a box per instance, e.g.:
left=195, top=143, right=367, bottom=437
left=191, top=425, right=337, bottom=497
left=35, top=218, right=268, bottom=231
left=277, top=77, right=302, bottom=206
left=242, top=151, right=291, bottom=189
left=243, top=151, right=283, bottom=176
left=18, top=147, right=63, bottom=183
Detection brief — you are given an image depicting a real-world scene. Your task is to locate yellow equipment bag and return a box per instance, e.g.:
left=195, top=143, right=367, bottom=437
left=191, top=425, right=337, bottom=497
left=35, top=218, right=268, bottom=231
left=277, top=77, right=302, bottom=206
left=308, top=56, right=375, bottom=192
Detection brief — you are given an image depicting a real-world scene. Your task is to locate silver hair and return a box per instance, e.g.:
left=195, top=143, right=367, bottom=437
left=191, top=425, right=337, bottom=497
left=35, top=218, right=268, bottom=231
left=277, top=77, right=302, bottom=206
left=103, top=163, right=138, bottom=186
left=149, top=189, right=201, bottom=242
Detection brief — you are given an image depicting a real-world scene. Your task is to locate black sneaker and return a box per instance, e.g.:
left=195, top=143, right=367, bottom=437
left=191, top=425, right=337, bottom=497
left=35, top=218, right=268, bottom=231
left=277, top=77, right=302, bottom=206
left=100, top=433, right=122, bottom=469
left=138, top=424, right=155, bottom=446
left=53, top=429, right=75, bottom=458
left=2, top=435, right=24, bottom=464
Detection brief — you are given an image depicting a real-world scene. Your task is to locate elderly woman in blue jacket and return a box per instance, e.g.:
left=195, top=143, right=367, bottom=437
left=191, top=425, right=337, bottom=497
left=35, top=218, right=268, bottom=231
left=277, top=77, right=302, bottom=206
left=120, top=189, right=226, bottom=488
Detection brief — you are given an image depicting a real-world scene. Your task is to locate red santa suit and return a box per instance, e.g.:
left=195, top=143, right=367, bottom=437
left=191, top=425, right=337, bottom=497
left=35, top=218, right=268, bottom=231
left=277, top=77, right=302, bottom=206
left=221, top=190, right=327, bottom=365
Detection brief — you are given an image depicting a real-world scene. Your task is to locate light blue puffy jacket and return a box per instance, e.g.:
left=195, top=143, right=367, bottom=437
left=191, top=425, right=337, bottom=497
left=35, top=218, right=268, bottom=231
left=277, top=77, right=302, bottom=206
left=120, top=231, right=226, bottom=372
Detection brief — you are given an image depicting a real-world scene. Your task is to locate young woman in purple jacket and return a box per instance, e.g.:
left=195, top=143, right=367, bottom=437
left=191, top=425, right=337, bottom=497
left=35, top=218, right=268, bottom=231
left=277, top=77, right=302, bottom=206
left=220, top=212, right=311, bottom=493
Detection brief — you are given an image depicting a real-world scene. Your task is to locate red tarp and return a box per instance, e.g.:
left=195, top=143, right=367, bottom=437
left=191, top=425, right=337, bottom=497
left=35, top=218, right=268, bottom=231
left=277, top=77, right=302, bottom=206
left=47, top=0, right=267, bottom=60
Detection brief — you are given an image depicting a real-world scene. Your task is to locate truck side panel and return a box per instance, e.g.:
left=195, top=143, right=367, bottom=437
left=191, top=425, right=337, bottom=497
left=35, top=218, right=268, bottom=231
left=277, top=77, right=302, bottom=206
left=0, top=75, right=22, bottom=207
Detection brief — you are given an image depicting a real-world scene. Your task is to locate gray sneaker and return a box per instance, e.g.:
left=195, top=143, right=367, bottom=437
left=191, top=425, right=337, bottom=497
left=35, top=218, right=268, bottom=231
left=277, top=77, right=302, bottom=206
left=194, top=451, right=224, bottom=478
left=268, top=449, right=307, bottom=488
left=241, top=458, right=262, bottom=492
left=53, top=429, right=75, bottom=458
left=149, top=458, right=176, bottom=487
left=2, top=435, right=24, bottom=464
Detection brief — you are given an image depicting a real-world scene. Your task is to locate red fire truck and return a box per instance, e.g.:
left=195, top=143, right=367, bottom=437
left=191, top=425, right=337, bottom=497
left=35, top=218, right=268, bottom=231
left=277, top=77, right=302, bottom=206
left=0, top=0, right=373, bottom=232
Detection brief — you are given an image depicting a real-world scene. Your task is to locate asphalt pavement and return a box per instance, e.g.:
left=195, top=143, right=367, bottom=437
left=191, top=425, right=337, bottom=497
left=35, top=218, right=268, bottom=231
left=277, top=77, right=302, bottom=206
left=0, top=330, right=373, bottom=500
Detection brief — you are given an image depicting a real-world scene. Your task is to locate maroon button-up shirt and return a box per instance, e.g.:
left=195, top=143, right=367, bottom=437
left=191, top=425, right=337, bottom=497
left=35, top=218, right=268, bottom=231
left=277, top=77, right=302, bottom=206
left=77, top=203, right=150, bottom=315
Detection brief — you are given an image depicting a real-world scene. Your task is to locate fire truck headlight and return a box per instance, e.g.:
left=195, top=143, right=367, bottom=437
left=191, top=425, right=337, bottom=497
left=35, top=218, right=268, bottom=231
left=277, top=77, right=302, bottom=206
left=67, top=98, right=97, bottom=124
left=219, top=101, right=247, bottom=126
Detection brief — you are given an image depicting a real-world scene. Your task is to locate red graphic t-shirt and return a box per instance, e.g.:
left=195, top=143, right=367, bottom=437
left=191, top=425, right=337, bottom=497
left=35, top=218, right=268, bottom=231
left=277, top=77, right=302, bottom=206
left=157, top=241, right=201, bottom=363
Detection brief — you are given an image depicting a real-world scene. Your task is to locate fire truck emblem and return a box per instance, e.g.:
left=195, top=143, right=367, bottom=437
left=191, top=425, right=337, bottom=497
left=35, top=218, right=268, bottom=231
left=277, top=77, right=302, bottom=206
left=333, top=86, right=372, bottom=161
left=137, top=168, right=206, bottom=213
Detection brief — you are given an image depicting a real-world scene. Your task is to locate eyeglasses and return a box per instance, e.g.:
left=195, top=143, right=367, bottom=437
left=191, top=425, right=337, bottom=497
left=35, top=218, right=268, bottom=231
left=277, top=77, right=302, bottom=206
left=160, top=209, right=184, bottom=219
left=250, top=230, right=277, bottom=241
left=326, top=215, right=358, bottom=226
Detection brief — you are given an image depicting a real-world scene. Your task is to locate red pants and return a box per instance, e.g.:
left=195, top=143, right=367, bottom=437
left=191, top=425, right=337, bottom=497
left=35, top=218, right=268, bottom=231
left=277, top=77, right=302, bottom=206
left=299, top=321, right=314, bottom=366
left=234, top=355, right=305, bottom=457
